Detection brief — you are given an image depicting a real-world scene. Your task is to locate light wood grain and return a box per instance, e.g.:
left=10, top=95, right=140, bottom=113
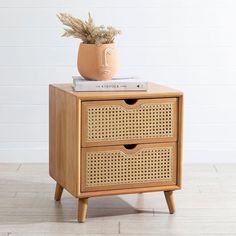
left=52, top=83, right=183, bottom=100
left=1, top=163, right=236, bottom=235
left=77, top=99, right=82, bottom=195
left=120, top=221, right=236, bottom=234
left=0, top=221, right=118, bottom=234
left=49, top=85, right=79, bottom=197
left=54, top=183, right=63, bottom=201
left=2, top=0, right=236, bottom=167
left=79, top=185, right=180, bottom=198
left=0, top=163, right=20, bottom=171
left=177, top=95, right=184, bottom=188
left=78, top=198, right=88, bottom=223
left=49, top=83, right=183, bottom=222
left=164, top=190, right=175, bottom=214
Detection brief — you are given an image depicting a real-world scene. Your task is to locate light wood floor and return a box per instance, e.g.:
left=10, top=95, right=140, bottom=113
left=0, top=163, right=236, bottom=236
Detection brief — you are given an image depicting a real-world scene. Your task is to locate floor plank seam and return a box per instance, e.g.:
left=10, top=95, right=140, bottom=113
left=16, top=163, right=22, bottom=171
left=213, top=164, right=218, bottom=172
left=1, top=163, right=236, bottom=234
left=197, top=185, right=202, bottom=193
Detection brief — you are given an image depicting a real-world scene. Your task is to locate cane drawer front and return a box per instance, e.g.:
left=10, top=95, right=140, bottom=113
left=81, top=143, right=177, bottom=192
left=81, top=98, right=178, bottom=147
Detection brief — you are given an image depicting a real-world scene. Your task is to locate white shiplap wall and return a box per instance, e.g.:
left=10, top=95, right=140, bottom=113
left=0, top=0, right=236, bottom=163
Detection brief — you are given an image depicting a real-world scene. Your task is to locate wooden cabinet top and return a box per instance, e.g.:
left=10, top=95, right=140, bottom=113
left=50, top=83, right=183, bottom=101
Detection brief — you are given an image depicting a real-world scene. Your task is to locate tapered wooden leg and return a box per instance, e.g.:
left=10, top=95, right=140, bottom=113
left=164, top=191, right=175, bottom=214
left=78, top=198, right=88, bottom=223
left=54, top=183, right=63, bottom=201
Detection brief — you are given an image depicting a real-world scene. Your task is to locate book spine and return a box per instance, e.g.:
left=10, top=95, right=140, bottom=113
left=73, top=82, right=148, bottom=91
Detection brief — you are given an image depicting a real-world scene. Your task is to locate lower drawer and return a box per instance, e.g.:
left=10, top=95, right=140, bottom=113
left=81, top=143, right=177, bottom=192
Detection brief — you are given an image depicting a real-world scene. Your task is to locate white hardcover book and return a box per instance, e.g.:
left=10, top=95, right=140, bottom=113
left=72, top=76, right=148, bottom=91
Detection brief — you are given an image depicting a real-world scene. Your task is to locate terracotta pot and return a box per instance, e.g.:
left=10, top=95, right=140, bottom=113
left=77, top=43, right=118, bottom=81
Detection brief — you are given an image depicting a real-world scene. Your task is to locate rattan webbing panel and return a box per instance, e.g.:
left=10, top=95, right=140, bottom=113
left=82, top=143, right=176, bottom=192
left=82, top=98, right=177, bottom=146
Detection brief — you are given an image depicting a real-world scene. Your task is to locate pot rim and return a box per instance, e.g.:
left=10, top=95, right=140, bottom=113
left=79, top=42, right=116, bottom=46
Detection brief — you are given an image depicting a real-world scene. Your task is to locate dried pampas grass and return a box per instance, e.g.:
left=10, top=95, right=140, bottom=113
left=57, top=13, right=121, bottom=44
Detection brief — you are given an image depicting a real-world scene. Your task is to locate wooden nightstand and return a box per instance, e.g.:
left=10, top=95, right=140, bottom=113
left=49, top=83, right=183, bottom=222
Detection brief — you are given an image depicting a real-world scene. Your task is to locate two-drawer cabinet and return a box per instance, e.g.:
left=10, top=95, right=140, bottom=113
left=49, top=83, right=183, bottom=222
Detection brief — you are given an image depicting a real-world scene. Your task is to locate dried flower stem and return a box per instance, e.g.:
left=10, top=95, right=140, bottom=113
left=57, top=13, right=121, bottom=44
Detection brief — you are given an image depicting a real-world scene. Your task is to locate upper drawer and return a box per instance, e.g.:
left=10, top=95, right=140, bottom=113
left=81, top=98, right=178, bottom=147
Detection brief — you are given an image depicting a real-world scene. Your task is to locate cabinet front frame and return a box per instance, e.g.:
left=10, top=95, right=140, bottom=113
left=77, top=95, right=183, bottom=198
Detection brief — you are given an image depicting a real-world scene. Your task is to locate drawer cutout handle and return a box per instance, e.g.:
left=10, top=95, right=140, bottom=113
left=123, top=144, right=137, bottom=150
left=124, top=99, right=138, bottom=105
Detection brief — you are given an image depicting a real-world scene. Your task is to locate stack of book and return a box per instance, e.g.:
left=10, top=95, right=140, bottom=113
left=72, top=76, right=148, bottom=92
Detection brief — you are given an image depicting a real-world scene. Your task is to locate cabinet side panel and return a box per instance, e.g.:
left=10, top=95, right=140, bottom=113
left=49, top=85, right=56, bottom=180
left=177, top=95, right=184, bottom=188
left=49, top=85, right=78, bottom=197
